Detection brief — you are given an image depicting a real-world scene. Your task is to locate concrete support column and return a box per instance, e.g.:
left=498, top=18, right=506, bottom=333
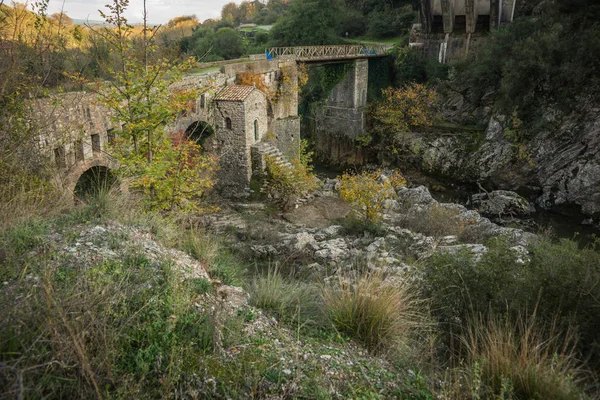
left=420, top=0, right=433, bottom=33
left=466, top=0, right=478, bottom=33
left=490, top=0, right=499, bottom=29
left=353, top=59, right=369, bottom=109
left=441, top=0, right=454, bottom=34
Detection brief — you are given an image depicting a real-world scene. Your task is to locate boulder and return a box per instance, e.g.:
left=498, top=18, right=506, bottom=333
left=396, top=186, right=436, bottom=206
left=470, top=190, right=532, bottom=217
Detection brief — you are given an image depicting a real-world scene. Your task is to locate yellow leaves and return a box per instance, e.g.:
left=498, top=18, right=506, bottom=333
left=375, top=84, right=440, bottom=134
left=339, top=169, right=406, bottom=223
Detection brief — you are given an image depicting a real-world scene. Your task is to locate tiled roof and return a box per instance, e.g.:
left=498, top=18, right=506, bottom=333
left=214, top=85, right=256, bottom=102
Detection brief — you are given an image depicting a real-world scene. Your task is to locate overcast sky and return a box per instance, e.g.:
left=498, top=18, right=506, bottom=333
left=45, top=0, right=240, bottom=24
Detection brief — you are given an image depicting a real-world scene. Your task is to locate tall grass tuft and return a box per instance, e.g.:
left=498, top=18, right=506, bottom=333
left=182, top=227, right=246, bottom=285
left=461, top=313, right=589, bottom=400
left=249, top=267, right=324, bottom=328
left=322, top=272, right=423, bottom=354
left=0, top=184, right=71, bottom=231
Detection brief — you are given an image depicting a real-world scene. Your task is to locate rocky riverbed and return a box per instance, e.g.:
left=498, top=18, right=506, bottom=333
left=200, top=182, right=537, bottom=279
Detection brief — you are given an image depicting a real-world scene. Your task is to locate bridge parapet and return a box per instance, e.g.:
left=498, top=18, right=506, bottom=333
left=266, top=44, right=392, bottom=61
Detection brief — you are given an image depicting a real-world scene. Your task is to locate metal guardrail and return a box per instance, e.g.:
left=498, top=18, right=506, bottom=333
left=265, top=45, right=393, bottom=61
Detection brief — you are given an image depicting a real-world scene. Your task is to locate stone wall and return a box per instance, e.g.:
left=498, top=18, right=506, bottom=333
left=313, top=59, right=369, bottom=164
left=223, top=59, right=301, bottom=162
left=28, top=92, right=118, bottom=191
left=271, top=117, right=301, bottom=159
left=29, top=59, right=301, bottom=198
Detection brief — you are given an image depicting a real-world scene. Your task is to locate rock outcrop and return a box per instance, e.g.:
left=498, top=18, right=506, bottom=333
left=220, top=186, right=535, bottom=276
left=469, top=190, right=533, bottom=217
left=415, top=110, right=600, bottom=220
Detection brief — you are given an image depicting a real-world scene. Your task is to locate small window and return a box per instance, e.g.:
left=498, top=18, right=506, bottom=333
left=91, top=134, right=101, bottom=154
left=254, top=120, right=259, bottom=142
left=107, top=129, right=115, bottom=145
left=200, top=94, right=206, bottom=109
left=75, top=139, right=84, bottom=161
left=86, top=107, right=92, bottom=120
left=225, top=117, right=232, bottom=130
left=54, top=146, right=66, bottom=168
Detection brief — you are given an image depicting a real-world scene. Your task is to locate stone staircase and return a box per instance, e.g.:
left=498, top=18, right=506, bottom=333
left=251, top=142, right=294, bottom=174
left=251, top=141, right=323, bottom=207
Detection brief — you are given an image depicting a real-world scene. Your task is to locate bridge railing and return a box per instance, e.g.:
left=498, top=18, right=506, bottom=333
left=265, top=44, right=392, bottom=61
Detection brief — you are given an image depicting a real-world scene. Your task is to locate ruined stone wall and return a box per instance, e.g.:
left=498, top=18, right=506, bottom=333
left=271, top=118, right=301, bottom=159
left=28, top=92, right=118, bottom=191
left=29, top=60, right=300, bottom=197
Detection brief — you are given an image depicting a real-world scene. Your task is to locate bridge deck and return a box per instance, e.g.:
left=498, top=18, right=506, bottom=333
left=266, top=45, right=393, bottom=61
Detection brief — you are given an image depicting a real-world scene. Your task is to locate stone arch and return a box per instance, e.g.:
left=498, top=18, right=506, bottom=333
left=74, top=165, right=118, bottom=200
left=186, top=121, right=215, bottom=147
left=64, top=157, right=120, bottom=197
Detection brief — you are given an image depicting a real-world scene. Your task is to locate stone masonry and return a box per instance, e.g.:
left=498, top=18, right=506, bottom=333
left=29, top=59, right=301, bottom=199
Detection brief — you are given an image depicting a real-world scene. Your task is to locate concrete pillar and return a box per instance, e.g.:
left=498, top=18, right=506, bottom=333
left=441, top=0, right=454, bottom=34
left=490, top=0, right=499, bottom=29
left=353, top=59, right=369, bottom=109
left=420, top=0, right=433, bottom=33
left=465, top=0, right=478, bottom=33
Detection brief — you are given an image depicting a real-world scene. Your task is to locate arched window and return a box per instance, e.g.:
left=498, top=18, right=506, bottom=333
left=225, top=117, right=232, bottom=130
left=254, top=120, right=259, bottom=141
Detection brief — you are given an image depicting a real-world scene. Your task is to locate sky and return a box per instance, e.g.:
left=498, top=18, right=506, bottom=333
left=45, top=0, right=240, bottom=24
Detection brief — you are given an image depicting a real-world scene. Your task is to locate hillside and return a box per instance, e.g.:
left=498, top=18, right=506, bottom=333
left=1, top=0, right=600, bottom=398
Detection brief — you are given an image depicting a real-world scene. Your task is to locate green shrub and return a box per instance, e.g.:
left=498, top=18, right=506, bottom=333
left=338, top=214, right=387, bottom=237
left=420, top=236, right=600, bottom=370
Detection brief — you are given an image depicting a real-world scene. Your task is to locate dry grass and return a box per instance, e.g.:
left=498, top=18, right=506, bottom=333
left=249, top=267, right=323, bottom=328
left=403, top=203, right=468, bottom=241
left=0, top=185, right=72, bottom=231
left=322, top=271, right=424, bottom=354
left=443, top=313, right=590, bottom=400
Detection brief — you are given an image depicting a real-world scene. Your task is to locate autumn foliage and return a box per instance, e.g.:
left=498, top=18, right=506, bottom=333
left=339, top=169, right=406, bottom=222
left=374, top=83, right=440, bottom=133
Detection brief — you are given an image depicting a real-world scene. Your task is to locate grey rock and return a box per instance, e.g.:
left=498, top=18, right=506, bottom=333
left=396, top=186, right=436, bottom=206
left=294, top=232, right=317, bottom=251
left=470, top=190, right=532, bottom=217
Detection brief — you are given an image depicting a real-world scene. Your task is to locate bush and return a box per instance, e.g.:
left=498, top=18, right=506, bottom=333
left=338, top=214, right=387, bottom=237
left=265, top=140, right=320, bottom=209
left=374, top=84, right=441, bottom=134
left=323, top=272, right=422, bottom=354
left=339, top=169, right=406, bottom=222
left=420, top=236, right=600, bottom=370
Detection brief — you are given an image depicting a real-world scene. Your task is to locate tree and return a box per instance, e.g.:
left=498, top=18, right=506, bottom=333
left=374, top=83, right=440, bottom=134
left=221, top=2, right=240, bottom=24
left=339, top=169, right=406, bottom=222
left=270, top=0, right=343, bottom=46
left=93, top=0, right=217, bottom=211
left=213, top=27, right=243, bottom=59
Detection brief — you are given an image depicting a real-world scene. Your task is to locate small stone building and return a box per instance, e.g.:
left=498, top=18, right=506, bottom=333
left=213, top=85, right=268, bottom=197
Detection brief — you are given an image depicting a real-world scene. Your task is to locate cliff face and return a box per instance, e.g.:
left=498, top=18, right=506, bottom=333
left=414, top=103, right=600, bottom=218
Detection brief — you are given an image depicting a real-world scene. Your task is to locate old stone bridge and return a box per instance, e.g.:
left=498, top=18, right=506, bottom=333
left=30, top=45, right=391, bottom=198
